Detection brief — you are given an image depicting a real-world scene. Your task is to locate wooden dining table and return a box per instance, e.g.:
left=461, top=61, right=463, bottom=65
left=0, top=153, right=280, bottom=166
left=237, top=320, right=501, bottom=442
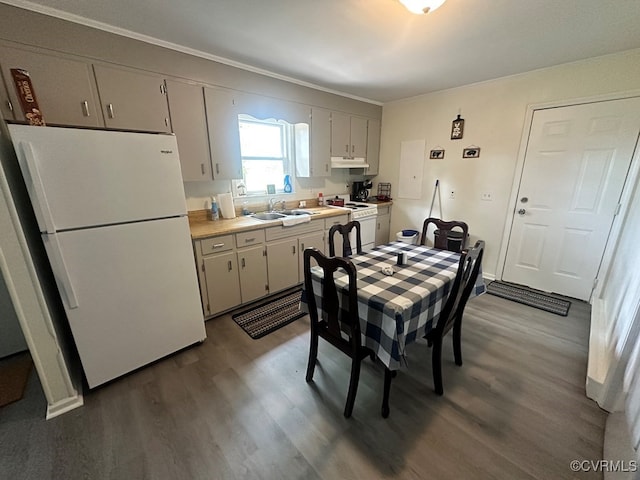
left=301, top=241, right=486, bottom=417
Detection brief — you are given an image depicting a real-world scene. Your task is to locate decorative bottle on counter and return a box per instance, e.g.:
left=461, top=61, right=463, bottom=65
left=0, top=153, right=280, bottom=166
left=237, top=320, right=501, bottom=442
left=318, top=192, right=324, bottom=206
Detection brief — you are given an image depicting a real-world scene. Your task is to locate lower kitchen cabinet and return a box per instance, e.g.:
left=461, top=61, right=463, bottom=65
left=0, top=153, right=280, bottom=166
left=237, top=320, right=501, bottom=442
left=266, top=238, right=299, bottom=294
left=203, top=251, right=241, bottom=316
left=237, top=245, right=268, bottom=303
left=375, top=205, right=391, bottom=246
left=194, top=216, right=339, bottom=318
left=298, top=230, right=325, bottom=282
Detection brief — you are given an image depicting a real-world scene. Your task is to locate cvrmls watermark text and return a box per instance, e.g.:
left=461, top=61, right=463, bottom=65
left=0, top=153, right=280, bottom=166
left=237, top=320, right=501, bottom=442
left=570, top=460, right=637, bottom=473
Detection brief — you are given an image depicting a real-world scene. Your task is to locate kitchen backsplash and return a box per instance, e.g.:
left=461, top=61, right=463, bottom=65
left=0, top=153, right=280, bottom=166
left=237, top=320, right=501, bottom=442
left=183, top=169, right=373, bottom=212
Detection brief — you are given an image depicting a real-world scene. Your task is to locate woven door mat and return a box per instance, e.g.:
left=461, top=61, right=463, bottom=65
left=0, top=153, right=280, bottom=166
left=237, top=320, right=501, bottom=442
left=232, top=289, right=305, bottom=339
left=486, top=281, right=571, bottom=316
left=0, top=352, right=33, bottom=408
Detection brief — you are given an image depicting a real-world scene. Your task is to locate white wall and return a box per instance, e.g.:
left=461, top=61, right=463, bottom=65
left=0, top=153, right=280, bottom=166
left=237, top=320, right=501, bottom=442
left=378, top=48, right=640, bottom=279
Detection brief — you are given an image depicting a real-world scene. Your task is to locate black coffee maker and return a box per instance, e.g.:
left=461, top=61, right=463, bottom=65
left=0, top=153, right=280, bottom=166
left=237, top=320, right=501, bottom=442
left=351, top=180, right=373, bottom=201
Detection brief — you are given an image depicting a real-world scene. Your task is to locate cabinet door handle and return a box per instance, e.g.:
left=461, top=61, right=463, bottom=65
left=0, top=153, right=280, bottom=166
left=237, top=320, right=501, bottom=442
left=325, top=164, right=328, bottom=172
left=81, top=100, right=90, bottom=117
left=292, top=245, right=296, bottom=254
left=107, top=103, right=114, bottom=119
left=201, top=163, right=205, bottom=175
left=345, top=144, right=349, bottom=154
left=227, top=260, right=232, bottom=272
left=351, top=145, right=355, bottom=154
left=215, top=163, right=220, bottom=175
left=301, top=243, right=305, bottom=250
left=7, top=100, right=13, bottom=112
left=165, top=117, right=169, bottom=127
left=241, top=257, right=246, bottom=268
left=212, top=243, right=225, bottom=249
left=245, top=238, right=255, bottom=243
left=377, top=222, right=380, bottom=230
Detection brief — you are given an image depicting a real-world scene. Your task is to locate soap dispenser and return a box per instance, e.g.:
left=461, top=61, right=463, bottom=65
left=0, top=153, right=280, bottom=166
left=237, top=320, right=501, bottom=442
left=283, top=175, right=292, bottom=193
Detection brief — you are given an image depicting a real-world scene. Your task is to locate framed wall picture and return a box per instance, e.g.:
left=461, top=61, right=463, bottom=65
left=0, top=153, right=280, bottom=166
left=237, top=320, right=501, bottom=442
left=429, top=149, right=445, bottom=159
left=462, top=147, right=480, bottom=158
left=450, top=114, right=464, bottom=140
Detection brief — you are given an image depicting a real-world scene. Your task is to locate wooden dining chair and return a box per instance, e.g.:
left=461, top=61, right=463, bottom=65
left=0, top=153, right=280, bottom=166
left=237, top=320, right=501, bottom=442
left=328, top=221, right=362, bottom=257
left=424, top=240, right=485, bottom=395
left=420, top=217, right=469, bottom=253
left=303, top=247, right=374, bottom=418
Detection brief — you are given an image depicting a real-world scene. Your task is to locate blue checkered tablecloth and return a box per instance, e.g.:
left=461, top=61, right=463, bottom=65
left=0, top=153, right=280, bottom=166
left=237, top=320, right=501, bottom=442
left=301, top=241, right=486, bottom=370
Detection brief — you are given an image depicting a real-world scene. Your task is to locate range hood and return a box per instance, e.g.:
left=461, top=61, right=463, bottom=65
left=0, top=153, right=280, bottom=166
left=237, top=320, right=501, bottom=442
left=330, top=156, right=370, bottom=169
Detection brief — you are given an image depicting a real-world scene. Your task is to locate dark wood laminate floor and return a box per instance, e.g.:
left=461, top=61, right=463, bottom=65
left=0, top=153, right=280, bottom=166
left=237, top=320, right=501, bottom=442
left=0, top=292, right=605, bottom=479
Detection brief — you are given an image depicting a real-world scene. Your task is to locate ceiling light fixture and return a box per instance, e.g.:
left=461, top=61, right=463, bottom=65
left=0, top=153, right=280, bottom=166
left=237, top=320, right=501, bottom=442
left=399, top=0, right=446, bottom=14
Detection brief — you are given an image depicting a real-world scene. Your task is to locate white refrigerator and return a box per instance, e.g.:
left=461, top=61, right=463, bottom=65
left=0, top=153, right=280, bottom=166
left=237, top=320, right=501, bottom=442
left=8, top=124, right=206, bottom=388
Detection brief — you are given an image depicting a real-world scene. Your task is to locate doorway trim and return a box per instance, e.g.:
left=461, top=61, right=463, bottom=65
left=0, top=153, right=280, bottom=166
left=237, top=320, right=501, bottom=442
left=496, top=89, right=640, bottom=303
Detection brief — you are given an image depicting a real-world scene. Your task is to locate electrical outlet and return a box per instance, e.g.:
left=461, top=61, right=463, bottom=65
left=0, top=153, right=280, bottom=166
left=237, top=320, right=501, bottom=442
left=449, top=190, right=455, bottom=199
left=481, top=192, right=493, bottom=201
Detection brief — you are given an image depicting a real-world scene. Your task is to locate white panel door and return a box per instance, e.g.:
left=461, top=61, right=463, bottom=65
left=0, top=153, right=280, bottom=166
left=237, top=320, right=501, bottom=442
left=44, top=216, right=205, bottom=388
left=9, top=125, right=187, bottom=231
left=503, top=98, right=640, bottom=300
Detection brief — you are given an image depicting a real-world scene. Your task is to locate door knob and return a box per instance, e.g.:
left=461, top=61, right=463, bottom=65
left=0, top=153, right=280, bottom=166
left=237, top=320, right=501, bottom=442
left=518, top=209, right=526, bottom=215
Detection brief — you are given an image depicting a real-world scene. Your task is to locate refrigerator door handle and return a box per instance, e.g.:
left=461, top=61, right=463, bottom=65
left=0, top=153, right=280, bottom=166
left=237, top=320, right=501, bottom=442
left=47, top=235, right=79, bottom=309
left=20, top=142, right=56, bottom=234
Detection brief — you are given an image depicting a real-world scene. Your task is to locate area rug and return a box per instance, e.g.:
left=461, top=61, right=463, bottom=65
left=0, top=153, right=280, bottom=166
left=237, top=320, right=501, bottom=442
left=0, top=352, right=32, bottom=408
left=232, top=289, right=305, bottom=339
left=486, top=281, right=571, bottom=316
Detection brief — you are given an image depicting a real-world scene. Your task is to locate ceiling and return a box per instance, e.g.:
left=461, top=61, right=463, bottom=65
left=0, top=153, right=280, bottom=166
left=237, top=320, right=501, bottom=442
left=4, top=0, right=640, bottom=104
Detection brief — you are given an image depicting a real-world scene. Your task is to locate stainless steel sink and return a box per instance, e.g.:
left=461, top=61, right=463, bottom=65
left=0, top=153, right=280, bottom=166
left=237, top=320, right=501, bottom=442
left=251, top=212, right=287, bottom=220
left=281, top=209, right=315, bottom=216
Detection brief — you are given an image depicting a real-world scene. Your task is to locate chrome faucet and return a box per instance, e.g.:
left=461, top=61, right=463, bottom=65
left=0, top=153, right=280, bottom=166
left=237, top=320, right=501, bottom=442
left=268, top=198, right=285, bottom=211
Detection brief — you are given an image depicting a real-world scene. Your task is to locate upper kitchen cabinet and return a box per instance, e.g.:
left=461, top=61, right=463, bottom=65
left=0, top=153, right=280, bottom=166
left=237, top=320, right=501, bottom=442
left=93, top=64, right=171, bottom=133
left=0, top=45, right=102, bottom=127
left=165, top=79, right=212, bottom=181
left=296, top=106, right=330, bottom=178
left=330, top=112, right=367, bottom=158
left=309, top=107, right=331, bottom=177
left=203, top=86, right=242, bottom=180
left=0, top=75, right=12, bottom=120
left=365, top=118, right=381, bottom=175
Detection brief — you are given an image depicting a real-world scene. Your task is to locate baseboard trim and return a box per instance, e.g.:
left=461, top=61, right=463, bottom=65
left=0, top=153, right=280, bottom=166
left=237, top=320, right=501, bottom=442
left=46, top=392, right=84, bottom=420
left=586, top=298, right=609, bottom=408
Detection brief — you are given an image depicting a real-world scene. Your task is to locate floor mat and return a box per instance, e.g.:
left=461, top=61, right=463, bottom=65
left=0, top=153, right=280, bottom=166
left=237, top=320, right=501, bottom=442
left=486, top=281, right=571, bottom=316
left=232, top=289, right=305, bottom=339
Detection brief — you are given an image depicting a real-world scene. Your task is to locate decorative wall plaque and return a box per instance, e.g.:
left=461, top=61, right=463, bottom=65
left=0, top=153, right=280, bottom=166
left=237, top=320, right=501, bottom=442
left=429, top=149, right=445, bottom=159
left=450, top=114, right=464, bottom=140
left=462, top=147, right=480, bottom=158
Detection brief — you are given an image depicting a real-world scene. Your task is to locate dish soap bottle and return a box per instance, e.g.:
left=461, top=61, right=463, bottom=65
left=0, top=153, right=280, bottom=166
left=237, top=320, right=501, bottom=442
left=317, top=192, right=324, bottom=206
left=283, top=175, right=292, bottom=193
left=210, top=196, right=219, bottom=221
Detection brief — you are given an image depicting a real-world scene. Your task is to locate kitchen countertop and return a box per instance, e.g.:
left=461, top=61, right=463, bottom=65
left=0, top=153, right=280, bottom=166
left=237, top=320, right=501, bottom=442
left=188, top=200, right=393, bottom=240
left=189, top=207, right=350, bottom=239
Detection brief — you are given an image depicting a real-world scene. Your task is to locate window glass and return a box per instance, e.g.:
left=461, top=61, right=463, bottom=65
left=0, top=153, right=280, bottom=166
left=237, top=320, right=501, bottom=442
left=237, top=115, right=294, bottom=195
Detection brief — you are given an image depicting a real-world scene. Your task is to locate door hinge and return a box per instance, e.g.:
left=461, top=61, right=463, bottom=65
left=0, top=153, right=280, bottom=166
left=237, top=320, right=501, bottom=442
left=206, top=303, right=210, bottom=313
left=263, top=248, right=267, bottom=256
left=614, top=203, right=622, bottom=216
left=265, top=284, right=269, bottom=291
